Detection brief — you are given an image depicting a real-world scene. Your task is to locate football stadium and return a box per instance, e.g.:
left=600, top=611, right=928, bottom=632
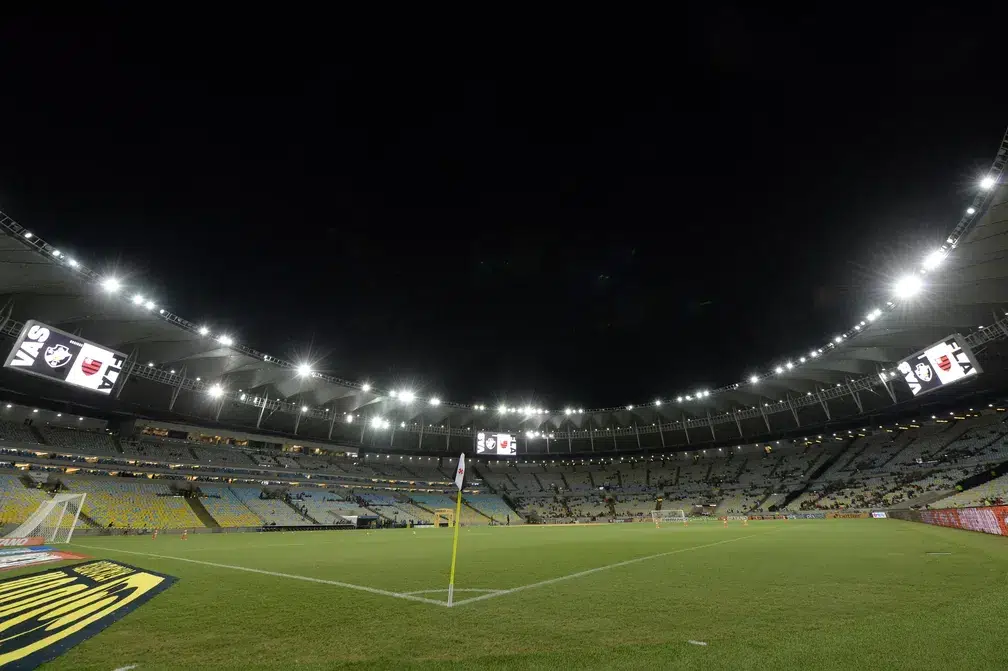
left=1, top=106, right=1008, bottom=668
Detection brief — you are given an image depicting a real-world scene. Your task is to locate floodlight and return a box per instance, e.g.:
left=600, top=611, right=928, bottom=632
left=100, top=277, right=122, bottom=293
left=23, top=231, right=32, bottom=239
left=749, top=375, right=759, bottom=384
left=300, top=405, right=308, bottom=413
left=346, top=414, right=353, bottom=423
left=147, top=361, right=154, bottom=367
left=655, top=399, right=663, bottom=406
left=399, top=390, right=415, bottom=403
left=922, top=249, right=945, bottom=271
left=296, top=363, right=312, bottom=377
left=429, top=397, right=441, bottom=406
left=217, top=335, right=233, bottom=346
left=52, top=250, right=61, bottom=258
left=893, top=274, right=923, bottom=299
left=799, top=356, right=806, bottom=363
left=132, top=294, right=144, bottom=305
left=785, top=361, right=794, bottom=369
left=627, top=404, right=634, bottom=410
left=144, top=300, right=155, bottom=310
left=68, top=258, right=79, bottom=268
left=980, top=175, right=996, bottom=190
left=578, top=408, right=584, bottom=414
left=207, top=384, right=223, bottom=398
left=361, top=383, right=371, bottom=392
left=774, top=366, right=783, bottom=374
left=371, top=416, right=386, bottom=428
left=564, top=408, right=572, bottom=415
left=967, top=207, right=976, bottom=215
left=500, top=404, right=508, bottom=414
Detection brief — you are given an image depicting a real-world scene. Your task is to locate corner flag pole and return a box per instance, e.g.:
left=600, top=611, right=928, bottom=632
left=447, top=453, right=466, bottom=607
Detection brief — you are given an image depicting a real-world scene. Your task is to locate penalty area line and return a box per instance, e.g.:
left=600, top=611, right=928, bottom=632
left=73, top=543, right=448, bottom=607
left=451, top=531, right=772, bottom=607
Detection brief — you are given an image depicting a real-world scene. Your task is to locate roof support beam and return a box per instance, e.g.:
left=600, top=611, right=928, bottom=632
left=257, top=392, right=269, bottom=429
left=733, top=410, right=743, bottom=437
left=759, top=403, right=771, bottom=433
left=115, top=347, right=139, bottom=400
left=682, top=415, right=690, bottom=445
left=846, top=380, right=864, bottom=414
left=169, top=365, right=187, bottom=412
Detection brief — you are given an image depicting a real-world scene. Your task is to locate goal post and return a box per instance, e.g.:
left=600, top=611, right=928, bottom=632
left=4, top=493, right=86, bottom=544
left=651, top=509, right=686, bottom=528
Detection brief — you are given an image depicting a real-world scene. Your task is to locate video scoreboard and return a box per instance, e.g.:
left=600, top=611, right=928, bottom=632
left=476, top=432, right=517, bottom=456
left=4, top=320, right=128, bottom=395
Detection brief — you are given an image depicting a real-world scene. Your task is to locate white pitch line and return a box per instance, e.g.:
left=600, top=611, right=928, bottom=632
left=72, top=544, right=447, bottom=607
left=401, top=588, right=504, bottom=592
left=450, top=532, right=770, bottom=607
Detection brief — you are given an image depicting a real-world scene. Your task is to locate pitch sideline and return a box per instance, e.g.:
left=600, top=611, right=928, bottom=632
left=72, top=543, right=449, bottom=606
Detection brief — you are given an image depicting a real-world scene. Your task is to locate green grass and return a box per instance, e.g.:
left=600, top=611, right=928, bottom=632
left=10, top=519, right=1008, bottom=670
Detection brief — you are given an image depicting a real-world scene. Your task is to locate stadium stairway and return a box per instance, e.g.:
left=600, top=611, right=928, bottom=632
left=559, top=472, right=570, bottom=490
left=615, top=471, right=623, bottom=488
left=188, top=446, right=201, bottom=461
left=461, top=499, right=493, bottom=523
left=532, top=473, right=545, bottom=491
left=506, top=473, right=520, bottom=489
left=673, top=466, right=681, bottom=485
left=283, top=499, right=319, bottom=524
left=186, top=497, right=220, bottom=528
left=607, top=498, right=616, bottom=516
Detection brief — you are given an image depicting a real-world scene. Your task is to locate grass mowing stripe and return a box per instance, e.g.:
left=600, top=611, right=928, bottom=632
left=72, top=543, right=449, bottom=607
left=451, top=530, right=774, bottom=607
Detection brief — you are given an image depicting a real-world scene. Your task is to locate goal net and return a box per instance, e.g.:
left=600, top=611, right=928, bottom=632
left=650, top=509, right=686, bottom=527
left=4, top=493, right=86, bottom=543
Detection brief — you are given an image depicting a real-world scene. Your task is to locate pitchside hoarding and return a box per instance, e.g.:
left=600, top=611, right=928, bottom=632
left=896, top=334, right=981, bottom=398
left=4, top=320, right=127, bottom=395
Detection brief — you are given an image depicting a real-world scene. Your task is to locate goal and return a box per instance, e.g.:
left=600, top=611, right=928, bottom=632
left=4, top=493, right=86, bottom=543
left=651, top=509, right=686, bottom=528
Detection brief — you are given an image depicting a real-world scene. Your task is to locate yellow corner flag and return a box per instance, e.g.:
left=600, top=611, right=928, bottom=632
left=447, top=453, right=465, bottom=607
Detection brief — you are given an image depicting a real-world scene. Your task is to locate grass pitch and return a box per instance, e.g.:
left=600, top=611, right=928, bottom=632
left=11, top=519, right=1008, bottom=670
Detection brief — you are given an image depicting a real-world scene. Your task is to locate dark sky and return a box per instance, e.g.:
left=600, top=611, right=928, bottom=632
left=0, top=9, right=1004, bottom=409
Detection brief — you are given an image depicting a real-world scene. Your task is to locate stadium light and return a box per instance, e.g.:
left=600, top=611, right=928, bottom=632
left=578, top=408, right=584, bottom=414
left=627, top=404, right=634, bottom=410
left=371, top=416, right=389, bottom=429
left=346, top=414, right=353, bottom=423
left=100, top=277, right=121, bottom=293
left=774, top=366, right=783, bottom=374
left=564, top=408, right=572, bottom=415
left=144, top=300, right=155, bottom=310
left=429, top=397, right=441, bottom=406
left=980, top=175, right=996, bottom=190
left=52, top=250, right=61, bottom=258
left=799, top=356, right=806, bottom=363
left=922, top=249, right=946, bottom=271
left=399, top=390, right=415, bottom=403
left=676, top=396, right=683, bottom=402
left=296, top=363, right=312, bottom=377
left=300, top=405, right=308, bottom=413
left=23, top=231, right=32, bottom=239
left=68, top=258, right=79, bottom=268
left=655, top=399, right=662, bottom=406
left=132, top=294, right=144, bottom=305
left=967, top=207, right=976, bottom=215
left=785, top=361, right=794, bottom=370
left=207, top=384, right=223, bottom=398
left=217, top=334, right=234, bottom=346
left=361, top=383, right=371, bottom=392
left=198, top=326, right=209, bottom=336
left=893, top=274, right=923, bottom=299
left=500, top=404, right=508, bottom=414
left=866, top=308, right=881, bottom=322
left=749, top=375, right=759, bottom=384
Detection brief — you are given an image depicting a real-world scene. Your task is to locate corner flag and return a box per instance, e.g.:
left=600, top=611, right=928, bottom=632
left=448, top=453, right=465, bottom=606
left=454, top=454, right=466, bottom=490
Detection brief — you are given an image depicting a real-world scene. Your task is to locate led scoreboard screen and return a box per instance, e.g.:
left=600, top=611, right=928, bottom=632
left=896, top=334, right=981, bottom=398
left=4, top=320, right=127, bottom=395
left=476, top=431, right=517, bottom=456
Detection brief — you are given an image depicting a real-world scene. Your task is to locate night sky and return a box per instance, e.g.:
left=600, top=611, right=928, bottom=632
left=0, top=9, right=1004, bottom=409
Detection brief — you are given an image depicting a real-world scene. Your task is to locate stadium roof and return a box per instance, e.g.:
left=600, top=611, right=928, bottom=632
left=0, top=129, right=1006, bottom=453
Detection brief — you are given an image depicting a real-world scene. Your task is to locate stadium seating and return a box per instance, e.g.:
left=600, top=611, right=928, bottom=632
left=39, top=426, right=121, bottom=455
left=0, top=472, right=50, bottom=526
left=66, top=478, right=203, bottom=530
left=0, top=421, right=41, bottom=444
left=230, top=487, right=313, bottom=525
left=463, top=494, right=522, bottom=523
left=198, top=486, right=264, bottom=527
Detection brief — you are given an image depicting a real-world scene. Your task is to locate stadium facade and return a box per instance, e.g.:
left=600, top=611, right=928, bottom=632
left=0, top=132, right=1006, bottom=458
